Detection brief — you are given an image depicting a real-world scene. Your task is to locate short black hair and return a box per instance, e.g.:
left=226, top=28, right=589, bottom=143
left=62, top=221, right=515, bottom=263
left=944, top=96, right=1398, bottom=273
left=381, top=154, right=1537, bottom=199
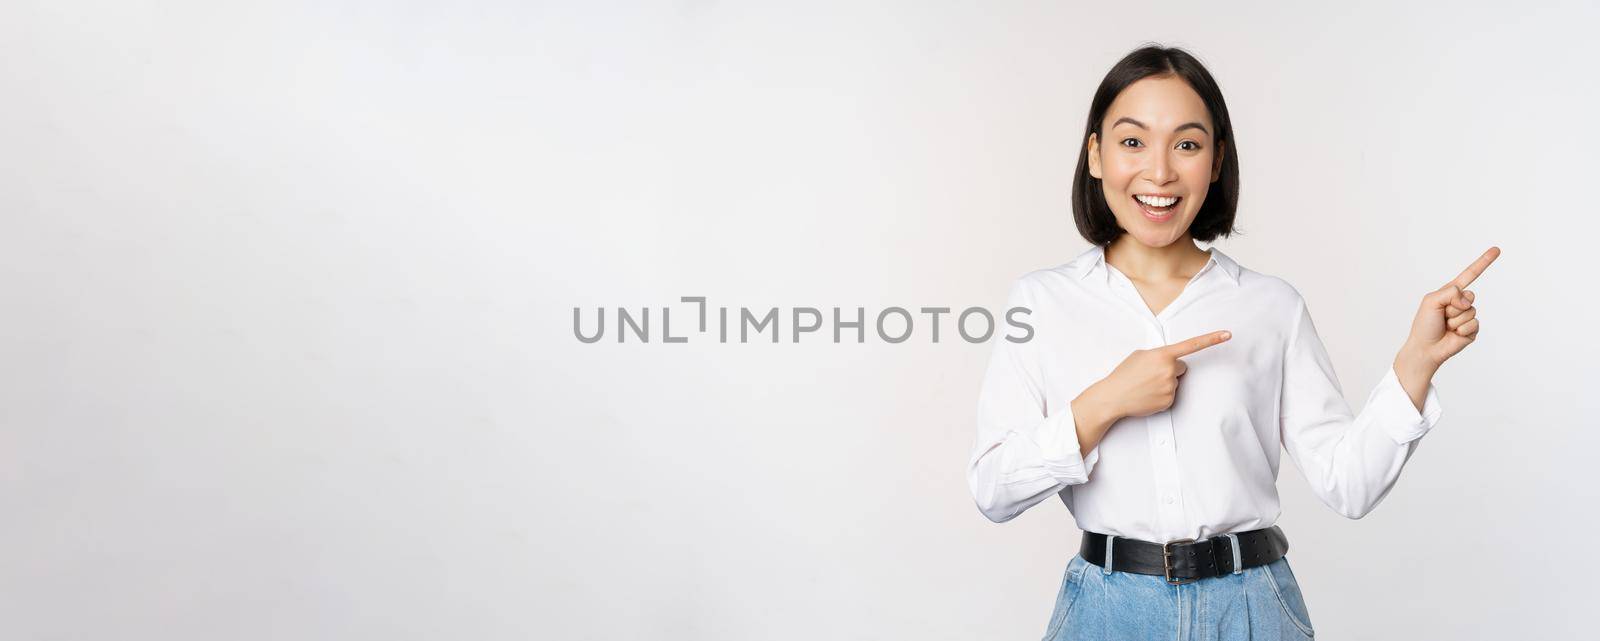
left=1071, top=44, right=1240, bottom=246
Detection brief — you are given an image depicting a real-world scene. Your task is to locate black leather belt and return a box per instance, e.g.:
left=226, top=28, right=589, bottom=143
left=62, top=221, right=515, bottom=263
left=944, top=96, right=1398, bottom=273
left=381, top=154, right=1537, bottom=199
left=1079, top=525, right=1289, bottom=585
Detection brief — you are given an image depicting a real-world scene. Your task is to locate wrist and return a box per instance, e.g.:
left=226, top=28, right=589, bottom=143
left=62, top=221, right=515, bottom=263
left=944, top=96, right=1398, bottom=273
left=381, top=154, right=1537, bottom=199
left=1394, top=342, right=1440, bottom=380
left=1073, top=382, right=1121, bottom=434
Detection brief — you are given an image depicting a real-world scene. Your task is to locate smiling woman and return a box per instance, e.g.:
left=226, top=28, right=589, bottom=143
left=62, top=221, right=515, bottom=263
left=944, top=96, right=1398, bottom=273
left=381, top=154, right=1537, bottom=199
left=1072, top=47, right=1239, bottom=250
left=966, top=44, right=1499, bottom=641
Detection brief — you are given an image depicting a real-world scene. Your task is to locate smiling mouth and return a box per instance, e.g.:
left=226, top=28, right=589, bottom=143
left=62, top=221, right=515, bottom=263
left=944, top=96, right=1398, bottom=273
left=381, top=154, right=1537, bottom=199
left=1133, top=194, right=1181, bottom=220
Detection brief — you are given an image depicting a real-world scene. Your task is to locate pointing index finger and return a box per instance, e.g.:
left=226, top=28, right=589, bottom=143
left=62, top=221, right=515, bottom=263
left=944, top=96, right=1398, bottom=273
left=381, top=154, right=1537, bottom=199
left=1162, top=330, right=1232, bottom=358
left=1449, top=246, right=1501, bottom=290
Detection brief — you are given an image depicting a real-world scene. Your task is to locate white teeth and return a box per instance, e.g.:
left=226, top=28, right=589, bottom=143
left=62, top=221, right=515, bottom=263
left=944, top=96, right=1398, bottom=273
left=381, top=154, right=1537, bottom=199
left=1135, top=194, right=1178, bottom=207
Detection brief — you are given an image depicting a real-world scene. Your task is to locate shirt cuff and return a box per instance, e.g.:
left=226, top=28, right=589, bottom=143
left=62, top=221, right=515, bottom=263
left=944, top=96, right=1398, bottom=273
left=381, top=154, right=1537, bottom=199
left=1028, top=402, right=1100, bottom=485
left=1373, top=365, right=1444, bottom=445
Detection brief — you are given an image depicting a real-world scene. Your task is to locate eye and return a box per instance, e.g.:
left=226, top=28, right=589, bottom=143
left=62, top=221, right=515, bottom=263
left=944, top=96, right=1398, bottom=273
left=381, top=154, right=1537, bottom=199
left=1120, top=138, right=1143, bottom=148
left=1177, top=141, right=1201, bottom=151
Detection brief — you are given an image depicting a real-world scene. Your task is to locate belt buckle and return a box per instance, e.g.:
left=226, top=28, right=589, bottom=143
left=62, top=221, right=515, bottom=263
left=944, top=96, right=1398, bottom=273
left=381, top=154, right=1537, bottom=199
left=1163, top=538, right=1198, bottom=585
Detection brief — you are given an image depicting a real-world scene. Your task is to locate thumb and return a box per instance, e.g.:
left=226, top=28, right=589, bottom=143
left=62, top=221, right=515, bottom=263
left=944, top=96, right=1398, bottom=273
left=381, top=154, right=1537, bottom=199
left=1428, top=284, right=1463, bottom=310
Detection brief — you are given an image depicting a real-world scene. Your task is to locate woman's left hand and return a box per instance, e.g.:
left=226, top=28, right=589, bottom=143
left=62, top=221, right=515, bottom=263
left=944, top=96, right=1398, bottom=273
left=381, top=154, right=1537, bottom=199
left=1400, top=246, right=1501, bottom=369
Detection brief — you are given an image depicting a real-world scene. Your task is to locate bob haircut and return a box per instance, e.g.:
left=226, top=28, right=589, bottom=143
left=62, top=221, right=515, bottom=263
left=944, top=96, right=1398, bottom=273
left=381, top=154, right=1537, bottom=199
left=1071, top=45, right=1240, bottom=246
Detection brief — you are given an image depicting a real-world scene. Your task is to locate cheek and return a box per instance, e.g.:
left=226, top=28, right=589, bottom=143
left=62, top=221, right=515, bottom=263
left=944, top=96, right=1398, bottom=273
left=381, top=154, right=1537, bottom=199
left=1172, top=157, right=1212, bottom=195
left=1180, top=154, right=1213, bottom=175
left=1102, top=155, right=1142, bottom=188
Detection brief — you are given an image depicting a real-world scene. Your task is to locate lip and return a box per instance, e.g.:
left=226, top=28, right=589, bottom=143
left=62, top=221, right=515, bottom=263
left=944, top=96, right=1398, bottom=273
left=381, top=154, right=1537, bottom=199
left=1133, top=194, right=1182, bottom=222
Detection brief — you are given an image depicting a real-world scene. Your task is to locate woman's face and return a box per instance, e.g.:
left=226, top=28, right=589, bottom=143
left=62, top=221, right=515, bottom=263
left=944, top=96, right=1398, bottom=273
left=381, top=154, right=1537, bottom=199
left=1087, top=75, right=1225, bottom=249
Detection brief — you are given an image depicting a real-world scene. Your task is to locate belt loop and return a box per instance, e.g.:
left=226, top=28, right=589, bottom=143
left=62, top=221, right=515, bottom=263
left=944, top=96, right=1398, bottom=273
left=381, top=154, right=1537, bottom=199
left=1225, top=533, right=1242, bottom=575
left=1102, top=535, right=1115, bottom=575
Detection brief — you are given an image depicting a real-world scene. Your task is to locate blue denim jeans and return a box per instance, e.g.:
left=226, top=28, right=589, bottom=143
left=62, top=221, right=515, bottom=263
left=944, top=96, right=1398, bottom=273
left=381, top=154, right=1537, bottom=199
left=1043, top=553, right=1316, bottom=640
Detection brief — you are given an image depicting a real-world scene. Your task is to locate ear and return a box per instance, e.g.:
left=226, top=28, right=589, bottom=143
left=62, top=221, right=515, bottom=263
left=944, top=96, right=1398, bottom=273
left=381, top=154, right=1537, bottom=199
left=1211, top=140, right=1226, bottom=182
left=1087, top=133, right=1102, bottom=179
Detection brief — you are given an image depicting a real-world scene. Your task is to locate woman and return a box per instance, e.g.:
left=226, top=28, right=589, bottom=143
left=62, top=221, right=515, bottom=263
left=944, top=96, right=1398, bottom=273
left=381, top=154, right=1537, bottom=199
left=965, top=45, right=1498, bottom=640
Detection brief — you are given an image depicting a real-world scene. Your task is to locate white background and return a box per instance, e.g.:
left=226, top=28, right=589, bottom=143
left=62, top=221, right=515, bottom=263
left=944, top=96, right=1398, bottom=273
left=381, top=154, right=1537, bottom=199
left=3, top=1, right=1597, bottom=639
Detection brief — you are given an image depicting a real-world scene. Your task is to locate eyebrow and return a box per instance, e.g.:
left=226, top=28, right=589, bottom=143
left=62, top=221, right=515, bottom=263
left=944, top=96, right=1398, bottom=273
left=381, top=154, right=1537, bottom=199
left=1111, top=117, right=1210, bottom=136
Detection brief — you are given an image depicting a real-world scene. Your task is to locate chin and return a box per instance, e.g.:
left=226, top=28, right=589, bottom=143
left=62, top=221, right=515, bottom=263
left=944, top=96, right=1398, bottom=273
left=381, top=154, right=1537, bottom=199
left=1117, top=218, right=1193, bottom=249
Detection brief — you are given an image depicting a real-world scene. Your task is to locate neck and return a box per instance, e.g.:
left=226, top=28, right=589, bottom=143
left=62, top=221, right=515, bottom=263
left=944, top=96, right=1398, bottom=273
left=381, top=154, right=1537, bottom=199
left=1104, top=234, right=1210, bottom=282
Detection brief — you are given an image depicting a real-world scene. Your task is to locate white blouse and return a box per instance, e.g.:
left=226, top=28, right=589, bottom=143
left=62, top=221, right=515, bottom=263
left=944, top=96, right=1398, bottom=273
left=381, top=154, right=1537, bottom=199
left=967, top=244, right=1442, bottom=542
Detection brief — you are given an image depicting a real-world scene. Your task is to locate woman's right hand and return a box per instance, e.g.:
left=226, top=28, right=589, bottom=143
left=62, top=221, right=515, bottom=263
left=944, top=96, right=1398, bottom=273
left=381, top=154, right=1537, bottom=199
left=1093, top=330, right=1233, bottom=419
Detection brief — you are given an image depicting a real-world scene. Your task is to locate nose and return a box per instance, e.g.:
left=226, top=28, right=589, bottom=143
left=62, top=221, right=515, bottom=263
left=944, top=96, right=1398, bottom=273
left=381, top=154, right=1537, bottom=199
left=1148, top=149, right=1176, bottom=186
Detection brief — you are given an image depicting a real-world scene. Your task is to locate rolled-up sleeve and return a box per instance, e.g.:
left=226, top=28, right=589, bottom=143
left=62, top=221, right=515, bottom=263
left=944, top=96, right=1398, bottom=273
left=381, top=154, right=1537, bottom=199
left=1279, top=295, right=1444, bottom=520
left=967, top=278, right=1100, bottom=523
